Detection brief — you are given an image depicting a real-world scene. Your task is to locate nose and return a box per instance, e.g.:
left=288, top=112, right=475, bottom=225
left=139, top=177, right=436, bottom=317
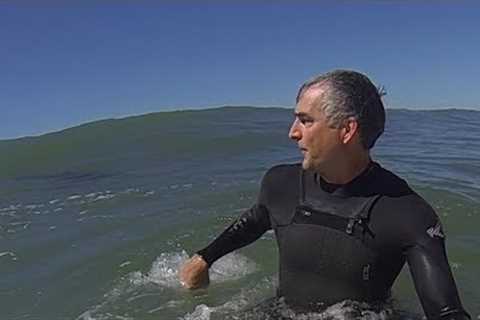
left=289, top=118, right=301, bottom=141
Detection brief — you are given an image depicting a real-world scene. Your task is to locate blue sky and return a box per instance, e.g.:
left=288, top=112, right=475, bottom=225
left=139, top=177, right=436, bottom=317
left=1, top=2, right=480, bottom=139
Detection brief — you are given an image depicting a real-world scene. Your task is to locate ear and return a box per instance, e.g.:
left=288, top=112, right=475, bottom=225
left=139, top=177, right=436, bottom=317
left=340, top=117, right=359, bottom=144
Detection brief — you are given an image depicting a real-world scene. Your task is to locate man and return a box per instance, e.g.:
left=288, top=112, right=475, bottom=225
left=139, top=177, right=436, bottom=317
left=179, top=70, right=470, bottom=319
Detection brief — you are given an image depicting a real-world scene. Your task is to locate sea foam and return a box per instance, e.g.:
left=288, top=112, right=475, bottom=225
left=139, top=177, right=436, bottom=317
left=128, top=250, right=256, bottom=288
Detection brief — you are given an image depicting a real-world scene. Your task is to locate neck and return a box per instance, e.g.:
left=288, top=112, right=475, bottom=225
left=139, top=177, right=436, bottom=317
left=319, top=151, right=371, bottom=185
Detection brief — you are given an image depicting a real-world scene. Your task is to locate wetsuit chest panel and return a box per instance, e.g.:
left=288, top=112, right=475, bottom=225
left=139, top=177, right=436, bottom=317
left=275, top=213, right=379, bottom=305
left=273, top=169, right=387, bottom=306
left=277, top=221, right=376, bottom=277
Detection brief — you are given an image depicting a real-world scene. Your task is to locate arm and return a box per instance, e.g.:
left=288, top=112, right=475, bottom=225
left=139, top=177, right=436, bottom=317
left=192, top=168, right=275, bottom=265
left=407, top=239, right=470, bottom=320
left=179, top=204, right=271, bottom=289
left=402, top=199, right=470, bottom=320
left=197, top=203, right=271, bottom=266
left=179, top=168, right=274, bottom=289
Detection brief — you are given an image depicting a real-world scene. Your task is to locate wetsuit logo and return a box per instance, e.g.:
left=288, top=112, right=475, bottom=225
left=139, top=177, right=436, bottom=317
left=426, top=221, right=445, bottom=239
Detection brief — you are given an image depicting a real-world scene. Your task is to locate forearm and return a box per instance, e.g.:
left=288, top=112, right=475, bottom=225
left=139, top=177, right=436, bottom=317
left=407, top=245, right=470, bottom=320
left=197, top=204, right=271, bottom=266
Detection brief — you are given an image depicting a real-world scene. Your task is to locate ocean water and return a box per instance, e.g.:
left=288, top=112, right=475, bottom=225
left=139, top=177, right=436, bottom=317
left=1, top=106, right=479, bottom=320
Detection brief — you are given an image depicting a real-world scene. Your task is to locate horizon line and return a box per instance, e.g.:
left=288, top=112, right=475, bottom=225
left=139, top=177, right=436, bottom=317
left=1, top=104, right=479, bottom=141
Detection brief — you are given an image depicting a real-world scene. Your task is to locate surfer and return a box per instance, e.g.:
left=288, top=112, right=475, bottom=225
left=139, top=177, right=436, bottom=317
left=178, top=70, right=471, bottom=320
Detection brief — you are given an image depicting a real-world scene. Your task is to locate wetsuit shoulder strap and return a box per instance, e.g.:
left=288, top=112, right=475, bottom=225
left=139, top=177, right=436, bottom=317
left=345, top=194, right=382, bottom=238
left=356, top=194, right=382, bottom=220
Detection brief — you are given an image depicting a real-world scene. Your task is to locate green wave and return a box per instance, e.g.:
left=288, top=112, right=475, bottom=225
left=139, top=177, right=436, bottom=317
left=0, top=106, right=291, bottom=179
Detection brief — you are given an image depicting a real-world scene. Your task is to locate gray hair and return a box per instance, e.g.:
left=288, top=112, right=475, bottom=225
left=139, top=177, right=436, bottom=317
left=296, top=69, right=386, bottom=149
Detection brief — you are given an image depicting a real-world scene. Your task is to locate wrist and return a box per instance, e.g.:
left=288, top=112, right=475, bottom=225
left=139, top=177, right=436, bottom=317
left=195, top=250, right=213, bottom=267
left=192, top=254, right=208, bottom=267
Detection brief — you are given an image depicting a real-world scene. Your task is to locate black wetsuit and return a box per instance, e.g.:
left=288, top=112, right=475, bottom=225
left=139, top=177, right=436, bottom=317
left=197, top=162, right=470, bottom=320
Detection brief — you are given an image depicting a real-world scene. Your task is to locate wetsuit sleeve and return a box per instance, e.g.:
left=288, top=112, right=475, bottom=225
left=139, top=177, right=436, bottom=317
left=401, top=199, right=470, bottom=320
left=196, top=174, right=272, bottom=267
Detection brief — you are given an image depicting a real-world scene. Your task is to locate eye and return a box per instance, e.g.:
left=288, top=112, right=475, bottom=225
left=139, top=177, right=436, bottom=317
left=293, top=113, right=314, bottom=127
left=299, top=117, right=314, bottom=126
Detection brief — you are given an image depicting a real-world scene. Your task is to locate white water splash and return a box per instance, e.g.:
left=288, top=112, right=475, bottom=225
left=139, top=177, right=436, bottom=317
left=210, top=252, right=256, bottom=282
left=181, top=296, right=394, bottom=320
left=0, top=251, right=18, bottom=261
left=180, top=275, right=276, bottom=320
left=298, top=300, right=393, bottom=320
left=183, top=304, right=213, bottom=320
left=77, top=310, right=133, bottom=320
left=128, top=250, right=256, bottom=288
left=119, top=261, right=132, bottom=268
left=76, top=250, right=257, bottom=320
left=129, top=251, right=188, bottom=287
left=0, top=204, right=21, bottom=212
left=93, top=194, right=115, bottom=202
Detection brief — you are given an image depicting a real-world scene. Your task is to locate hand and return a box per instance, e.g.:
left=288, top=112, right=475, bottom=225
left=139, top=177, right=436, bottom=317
left=178, top=254, right=210, bottom=289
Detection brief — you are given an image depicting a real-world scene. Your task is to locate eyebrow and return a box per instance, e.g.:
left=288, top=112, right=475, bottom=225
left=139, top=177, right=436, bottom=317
left=294, top=111, right=312, bottom=118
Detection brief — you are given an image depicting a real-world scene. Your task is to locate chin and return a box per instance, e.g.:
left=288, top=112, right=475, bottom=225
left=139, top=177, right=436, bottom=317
left=303, top=159, right=324, bottom=173
left=301, top=159, right=311, bottom=170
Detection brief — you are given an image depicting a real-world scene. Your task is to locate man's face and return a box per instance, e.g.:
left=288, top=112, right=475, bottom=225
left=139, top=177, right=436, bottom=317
left=289, top=86, right=343, bottom=173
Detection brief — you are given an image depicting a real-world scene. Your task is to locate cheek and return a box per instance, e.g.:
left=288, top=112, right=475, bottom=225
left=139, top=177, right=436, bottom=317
left=306, top=131, right=321, bottom=146
left=304, top=129, right=316, bottom=143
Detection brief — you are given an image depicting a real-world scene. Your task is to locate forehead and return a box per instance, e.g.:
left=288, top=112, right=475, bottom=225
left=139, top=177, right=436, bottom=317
left=295, top=85, right=330, bottom=115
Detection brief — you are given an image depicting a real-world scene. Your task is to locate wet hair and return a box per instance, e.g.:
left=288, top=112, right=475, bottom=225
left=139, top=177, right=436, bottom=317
left=296, top=69, right=386, bottom=149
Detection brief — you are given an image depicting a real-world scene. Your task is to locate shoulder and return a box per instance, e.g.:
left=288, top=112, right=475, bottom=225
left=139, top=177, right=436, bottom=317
left=368, top=162, right=412, bottom=197
left=378, top=192, right=437, bottom=222
left=369, top=164, right=444, bottom=244
left=262, top=163, right=301, bottom=185
left=374, top=188, right=443, bottom=247
left=371, top=163, right=435, bottom=218
left=258, top=163, right=301, bottom=205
